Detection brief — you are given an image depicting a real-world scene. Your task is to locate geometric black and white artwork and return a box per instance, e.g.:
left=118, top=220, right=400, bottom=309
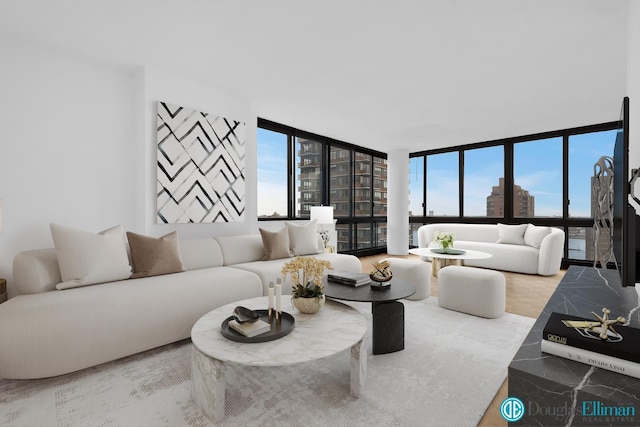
left=156, top=101, right=245, bottom=223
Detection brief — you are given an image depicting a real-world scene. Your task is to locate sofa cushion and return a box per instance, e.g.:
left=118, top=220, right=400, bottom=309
left=286, top=220, right=324, bottom=256
left=179, top=238, right=224, bottom=270
left=524, top=224, right=552, bottom=248
left=453, top=240, right=540, bottom=275
left=259, top=227, right=292, bottom=260
left=229, top=253, right=362, bottom=296
left=127, top=231, right=186, bottom=279
left=216, top=235, right=266, bottom=265
left=418, top=223, right=500, bottom=246
left=13, top=248, right=62, bottom=294
left=50, top=223, right=132, bottom=290
left=496, top=223, right=528, bottom=245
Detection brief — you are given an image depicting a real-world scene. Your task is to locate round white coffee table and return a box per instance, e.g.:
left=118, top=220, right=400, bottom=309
left=191, top=296, right=367, bottom=422
left=408, top=247, right=492, bottom=277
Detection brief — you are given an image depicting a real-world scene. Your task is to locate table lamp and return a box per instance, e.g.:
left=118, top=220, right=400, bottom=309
left=310, top=206, right=334, bottom=251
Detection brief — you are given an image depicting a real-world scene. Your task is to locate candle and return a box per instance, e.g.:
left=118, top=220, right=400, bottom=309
left=268, top=283, right=274, bottom=310
left=275, top=283, right=282, bottom=314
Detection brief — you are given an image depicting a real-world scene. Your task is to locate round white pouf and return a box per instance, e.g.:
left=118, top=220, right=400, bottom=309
left=380, top=258, right=431, bottom=300
left=437, top=266, right=505, bottom=318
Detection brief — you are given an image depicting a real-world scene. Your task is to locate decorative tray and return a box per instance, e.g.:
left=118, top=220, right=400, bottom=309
left=220, top=309, right=295, bottom=343
left=430, top=248, right=466, bottom=255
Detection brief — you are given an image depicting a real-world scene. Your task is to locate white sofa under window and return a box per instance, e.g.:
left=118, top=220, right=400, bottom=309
left=417, top=223, right=565, bottom=276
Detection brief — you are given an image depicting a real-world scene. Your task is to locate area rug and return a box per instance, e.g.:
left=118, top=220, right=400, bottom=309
left=0, top=298, right=534, bottom=427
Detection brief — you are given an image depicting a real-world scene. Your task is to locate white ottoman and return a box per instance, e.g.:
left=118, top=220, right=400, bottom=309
left=380, top=258, right=431, bottom=300
left=437, top=266, right=505, bottom=318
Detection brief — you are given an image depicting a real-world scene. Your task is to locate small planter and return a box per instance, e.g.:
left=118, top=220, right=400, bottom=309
left=292, top=295, right=325, bottom=314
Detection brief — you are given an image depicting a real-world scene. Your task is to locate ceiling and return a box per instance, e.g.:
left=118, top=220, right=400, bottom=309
left=0, top=0, right=630, bottom=153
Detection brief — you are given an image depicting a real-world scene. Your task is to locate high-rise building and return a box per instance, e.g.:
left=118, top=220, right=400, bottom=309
left=297, top=140, right=323, bottom=217
left=298, top=141, right=388, bottom=251
left=486, top=177, right=535, bottom=217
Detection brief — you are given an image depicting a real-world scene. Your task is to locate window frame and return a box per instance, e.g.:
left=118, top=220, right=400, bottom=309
left=258, top=118, right=388, bottom=256
left=409, top=121, right=620, bottom=268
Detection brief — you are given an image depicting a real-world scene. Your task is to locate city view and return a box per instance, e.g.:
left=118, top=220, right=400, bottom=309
left=259, top=127, right=618, bottom=260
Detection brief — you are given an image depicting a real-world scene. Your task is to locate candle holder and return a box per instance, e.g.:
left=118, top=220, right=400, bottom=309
left=268, top=281, right=275, bottom=321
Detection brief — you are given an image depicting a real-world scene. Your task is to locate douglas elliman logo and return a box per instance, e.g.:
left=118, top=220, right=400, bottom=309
left=501, top=397, right=636, bottom=423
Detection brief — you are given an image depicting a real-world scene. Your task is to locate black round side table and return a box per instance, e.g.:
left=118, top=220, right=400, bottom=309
left=323, top=277, right=415, bottom=355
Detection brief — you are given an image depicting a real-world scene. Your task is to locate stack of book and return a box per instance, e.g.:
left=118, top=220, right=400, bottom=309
left=327, top=271, right=372, bottom=287
left=229, top=318, right=271, bottom=338
left=541, top=312, right=640, bottom=379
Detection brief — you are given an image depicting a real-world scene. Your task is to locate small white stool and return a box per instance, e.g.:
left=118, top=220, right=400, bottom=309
left=380, top=258, right=431, bottom=300
left=437, top=266, right=505, bottom=318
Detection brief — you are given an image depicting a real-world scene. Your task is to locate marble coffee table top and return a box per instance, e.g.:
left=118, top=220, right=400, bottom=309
left=409, top=247, right=492, bottom=260
left=191, top=296, right=366, bottom=367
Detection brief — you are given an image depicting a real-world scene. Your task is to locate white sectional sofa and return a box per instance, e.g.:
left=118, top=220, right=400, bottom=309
left=0, top=234, right=360, bottom=379
left=417, top=223, right=565, bottom=276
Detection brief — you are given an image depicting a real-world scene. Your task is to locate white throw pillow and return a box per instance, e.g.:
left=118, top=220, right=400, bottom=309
left=286, top=219, right=324, bottom=255
left=496, top=223, right=528, bottom=245
left=524, top=224, right=552, bottom=248
left=50, top=223, right=132, bottom=290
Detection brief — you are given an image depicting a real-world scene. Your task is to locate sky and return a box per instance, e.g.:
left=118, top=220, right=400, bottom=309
left=258, top=127, right=618, bottom=219
left=257, top=128, right=288, bottom=216
left=409, top=129, right=617, bottom=218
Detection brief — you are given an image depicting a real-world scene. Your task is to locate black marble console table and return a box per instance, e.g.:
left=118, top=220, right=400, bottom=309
left=508, top=266, right=640, bottom=426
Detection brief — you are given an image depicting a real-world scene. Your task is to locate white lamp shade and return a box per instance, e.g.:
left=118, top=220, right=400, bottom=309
left=310, top=206, right=333, bottom=224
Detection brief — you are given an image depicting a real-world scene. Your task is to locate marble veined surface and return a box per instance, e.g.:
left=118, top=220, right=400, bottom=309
left=191, top=296, right=367, bottom=366
left=509, top=266, right=640, bottom=426
left=191, top=296, right=367, bottom=421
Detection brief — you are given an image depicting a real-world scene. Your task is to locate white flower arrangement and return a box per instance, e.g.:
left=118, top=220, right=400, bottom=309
left=434, top=231, right=455, bottom=250
left=281, top=256, right=333, bottom=298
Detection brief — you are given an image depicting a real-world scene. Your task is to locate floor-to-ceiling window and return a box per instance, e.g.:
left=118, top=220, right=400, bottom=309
left=256, top=128, right=288, bottom=218
left=426, top=152, right=459, bottom=217
left=513, top=137, right=563, bottom=218
left=257, top=118, right=387, bottom=255
left=409, top=122, right=620, bottom=267
left=464, top=146, right=504, bottom=217
left=567, top=129, right=617, bottom=261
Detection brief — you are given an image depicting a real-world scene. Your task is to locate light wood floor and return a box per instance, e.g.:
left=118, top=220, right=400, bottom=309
left=358, top=253, right=564, bottom=427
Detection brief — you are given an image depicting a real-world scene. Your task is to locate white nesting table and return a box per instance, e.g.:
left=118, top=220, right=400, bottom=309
left=191, top=296, right=367, bottom=422
left=408, top=247, right=492, bottom=277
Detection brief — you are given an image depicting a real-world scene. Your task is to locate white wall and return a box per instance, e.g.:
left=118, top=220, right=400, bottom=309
left=0, top=38, right=137, bottom=293
left=0, top=38, right=258, bottom=295
left=138, top=67, right=258, bottom=239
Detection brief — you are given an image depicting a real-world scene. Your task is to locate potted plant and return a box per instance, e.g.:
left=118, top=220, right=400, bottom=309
left=281, top=256, right=333, bottom=314
left=434, top=231, right=455, bottom=252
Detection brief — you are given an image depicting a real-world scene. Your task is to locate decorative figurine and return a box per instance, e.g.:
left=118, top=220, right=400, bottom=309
left=562, top=307, right=626, bottom=341
left=369, top=260, right=393, bottom=283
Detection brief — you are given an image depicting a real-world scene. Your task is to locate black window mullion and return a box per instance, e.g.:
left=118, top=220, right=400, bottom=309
left=423, top=155, right=427, bottom=218
left=504, top=142, right=514, bottom=221
left=459, top=150, right=464, bottom=217
left=287, top=134, right=294, bottom=218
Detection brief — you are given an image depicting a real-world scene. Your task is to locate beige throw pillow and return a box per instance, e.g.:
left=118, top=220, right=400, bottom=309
left=496, top=223, right=528, bottom=245
left=259, top=227, right=292, bottom=260
left=126, top=231, right=186, bottom=279
left=51, top=223, right=132, bottom=290
left=286, top=219, right=324, bottom=256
